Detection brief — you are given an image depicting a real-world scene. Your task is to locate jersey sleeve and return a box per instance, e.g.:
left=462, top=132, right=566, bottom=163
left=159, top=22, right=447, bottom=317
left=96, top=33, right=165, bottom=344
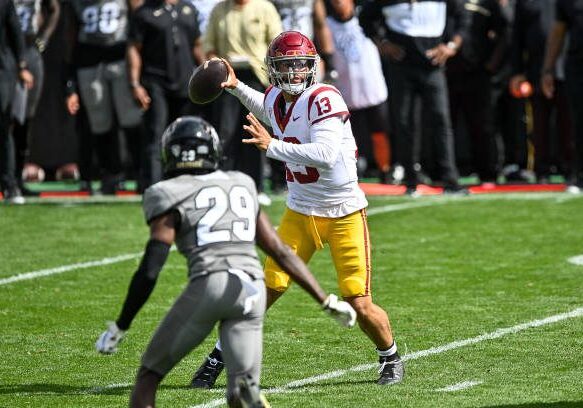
left=307, top=85, right=350, bottom=126
left=142, top=184, right=176, bottom=224
left=128, top=6, right=146, bottom=44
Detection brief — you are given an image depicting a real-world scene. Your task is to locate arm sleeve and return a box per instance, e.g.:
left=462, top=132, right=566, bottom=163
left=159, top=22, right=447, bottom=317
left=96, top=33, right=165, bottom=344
left=266, top=117, right=343, bottom=169
left=203, top=5, right=219, bottom=54
left=226, top=81, right=270, bottom=124
left=6, top=0, right=25, bottom=63
left=128, top=7, right=145, bottom=44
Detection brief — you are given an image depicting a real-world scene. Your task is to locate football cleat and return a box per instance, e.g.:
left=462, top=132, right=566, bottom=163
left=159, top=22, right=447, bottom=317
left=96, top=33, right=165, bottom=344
left=95, top=321, right=125, bottom=354
left=238, top=374, right=270, bottom=408
left=191, top=357, right=224, bottom=388
left=377, top=354, right=404, bottom=385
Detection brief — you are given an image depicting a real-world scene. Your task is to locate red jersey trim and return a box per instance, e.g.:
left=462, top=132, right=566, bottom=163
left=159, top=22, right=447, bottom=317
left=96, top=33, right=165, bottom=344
left=273, top=92, right=299, bottom=133
left=360, top=209, right=371, bottom=296
left=264, top=85, right=274, bottom=103
left=311, top=111, right=350, bottom=125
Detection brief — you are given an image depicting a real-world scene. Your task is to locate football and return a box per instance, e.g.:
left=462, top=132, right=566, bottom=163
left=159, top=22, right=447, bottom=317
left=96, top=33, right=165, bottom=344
left=188, top=59, right=228, bottom=104
left=55, top=163, right=80, bottom=181
left=22, top=162, right=46, bottom=182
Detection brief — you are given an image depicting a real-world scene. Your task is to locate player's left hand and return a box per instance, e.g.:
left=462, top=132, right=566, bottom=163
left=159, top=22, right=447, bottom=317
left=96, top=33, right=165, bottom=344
left=242, top=113, right=272, bottom=151
left=322, top=294, right=357, bottom=328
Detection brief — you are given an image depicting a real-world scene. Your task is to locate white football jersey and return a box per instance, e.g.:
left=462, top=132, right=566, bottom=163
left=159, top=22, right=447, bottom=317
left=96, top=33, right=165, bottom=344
left=327, top=16, right=388, bottom=110
left=264, top=83, right=368, bottom=217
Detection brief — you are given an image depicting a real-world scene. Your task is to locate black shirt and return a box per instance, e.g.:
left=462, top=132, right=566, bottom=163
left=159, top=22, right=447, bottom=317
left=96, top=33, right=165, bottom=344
left=556, top=0, right=583, bottom=67
left=512, top=0, right=563, bottom=83
left=448, top=0, right=506, bottom=73
left=0, top=0, right=25, bottom=75
left=130, top=0, right=200, bottom=92
left=64, top=0, right=130, bottom=68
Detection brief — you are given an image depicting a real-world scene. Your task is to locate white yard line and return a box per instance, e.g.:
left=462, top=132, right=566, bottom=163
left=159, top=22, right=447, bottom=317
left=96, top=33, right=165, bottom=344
left=0, top=253, right=143, bottom=286
left=0, top=193, right=574, bottom=287
left=435, top=380, right=483, bottom=392
left=190, top=306, right=583, bottom=408
left=0, top=193, right=583, bottom=286
left=0, top=201, right=441, bottom=287
left=83, top=382, right=134, bottom=394
left=567, top=255, right=583, bottom=266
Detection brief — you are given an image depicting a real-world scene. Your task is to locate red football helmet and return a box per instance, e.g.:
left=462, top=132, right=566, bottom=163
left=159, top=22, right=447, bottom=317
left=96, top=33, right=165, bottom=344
left=266, top=31, right=319, bottom=95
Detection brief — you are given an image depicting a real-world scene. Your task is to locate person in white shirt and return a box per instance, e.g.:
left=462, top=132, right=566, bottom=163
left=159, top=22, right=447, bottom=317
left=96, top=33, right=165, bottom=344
left=326, top=0, right=392, bottom=183
left=191, top=30, right=404, bottom=389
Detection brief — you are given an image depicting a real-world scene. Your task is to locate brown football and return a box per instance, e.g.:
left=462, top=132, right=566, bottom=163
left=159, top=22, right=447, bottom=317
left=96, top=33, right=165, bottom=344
left=188, top=59, right=228, bottom=104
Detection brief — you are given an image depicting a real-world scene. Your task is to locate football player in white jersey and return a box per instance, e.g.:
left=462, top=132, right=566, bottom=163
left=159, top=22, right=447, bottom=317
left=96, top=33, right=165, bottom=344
left=191, top=31, right=404, bottom=388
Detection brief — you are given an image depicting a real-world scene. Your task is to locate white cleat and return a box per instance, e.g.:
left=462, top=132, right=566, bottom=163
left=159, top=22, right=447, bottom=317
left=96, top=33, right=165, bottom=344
left=95, top=322, right=125, bottom=354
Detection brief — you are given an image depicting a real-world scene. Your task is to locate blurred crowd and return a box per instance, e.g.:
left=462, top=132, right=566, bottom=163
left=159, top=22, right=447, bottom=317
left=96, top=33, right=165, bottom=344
left=1, top=0, right=582, bottom=203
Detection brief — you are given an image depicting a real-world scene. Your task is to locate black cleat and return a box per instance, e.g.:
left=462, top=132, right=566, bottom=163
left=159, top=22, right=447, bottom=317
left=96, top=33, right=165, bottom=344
left=191, top=357, right=224, bottom=389
left=377, top=354, right=404, bottom=385
left=237, top=374, right=270, bottom=408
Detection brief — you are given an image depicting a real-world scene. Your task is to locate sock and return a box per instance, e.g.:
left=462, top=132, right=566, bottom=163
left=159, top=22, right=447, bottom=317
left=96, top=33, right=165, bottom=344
left=210, top=343, right=223, bottom=362
left=371, top=132, right=391, bottom=173
left=377, top=342, right=398, bottom=360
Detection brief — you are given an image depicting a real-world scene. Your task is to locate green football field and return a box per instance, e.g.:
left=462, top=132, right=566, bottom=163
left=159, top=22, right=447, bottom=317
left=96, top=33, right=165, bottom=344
left=1, top=193, right=582, bottom=407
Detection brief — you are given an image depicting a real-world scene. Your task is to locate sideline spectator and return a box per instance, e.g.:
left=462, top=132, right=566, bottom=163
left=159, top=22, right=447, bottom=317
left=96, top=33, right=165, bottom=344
left=12, top=0, right=60, bottom=196
left=492, top=0, right=530, bottom=183
left=510, top=0, right=573, bottom=184
left=447, top=0, right=507, bottom=183
left=360, top=0, right=467, bottom=195
left=203, top=0, right=282, bottom=205
left=128, top=0, right=203, bottom=191
left=63, top=0, right=144, bottom=194
left=0, top=0, right=34, bottom=204
left=326, top=0, right=392, bottom=183
left=541, top=0, right=582, bottom=190
left=271, top=0, right=337, bottom=81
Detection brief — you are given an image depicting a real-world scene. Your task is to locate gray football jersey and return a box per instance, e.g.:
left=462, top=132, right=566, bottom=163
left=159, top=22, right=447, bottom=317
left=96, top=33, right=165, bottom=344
left=270, top=0, right=314, bottom=39
left=14, top=0, right=42, bottom=36
left=71, top=0, right=129, bottom=46
left=143, top=171, right=263, bottom=280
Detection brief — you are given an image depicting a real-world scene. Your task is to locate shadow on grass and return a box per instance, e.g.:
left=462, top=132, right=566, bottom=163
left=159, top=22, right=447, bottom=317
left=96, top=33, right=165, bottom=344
left=0, top=383, right=192, bottom=396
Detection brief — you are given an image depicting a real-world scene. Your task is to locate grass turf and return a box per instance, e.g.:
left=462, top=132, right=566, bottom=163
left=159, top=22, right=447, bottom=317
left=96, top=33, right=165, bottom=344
left=0, top=193, right=582, bottom=407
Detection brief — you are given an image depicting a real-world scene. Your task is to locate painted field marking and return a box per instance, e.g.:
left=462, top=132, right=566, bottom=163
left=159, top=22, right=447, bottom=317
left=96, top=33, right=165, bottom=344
left=83, top=382, right=134, bottom=394
left=0, top=253, right=143, bottom=286
left=435, top=380, right=483, bottom=392
left=0, top=200, right=442, bottom=287
left=190, top=306, right=583, bottom=408
left=0, top=193, right=576, bottom=287
left=567, top=255, right=583, bottom=266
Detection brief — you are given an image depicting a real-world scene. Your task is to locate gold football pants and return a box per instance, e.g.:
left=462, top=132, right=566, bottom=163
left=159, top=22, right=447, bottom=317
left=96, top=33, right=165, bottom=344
left=265, top=207, right=371, bottom=297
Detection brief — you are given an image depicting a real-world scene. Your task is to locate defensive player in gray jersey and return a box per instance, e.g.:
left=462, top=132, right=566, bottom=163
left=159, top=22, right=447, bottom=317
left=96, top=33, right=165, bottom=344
left=98, top=116, right=355, bottom=407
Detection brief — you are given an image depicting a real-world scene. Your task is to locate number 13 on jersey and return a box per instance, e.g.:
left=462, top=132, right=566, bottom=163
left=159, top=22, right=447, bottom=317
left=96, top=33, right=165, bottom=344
left=283, top=137, right=320, bottom=184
